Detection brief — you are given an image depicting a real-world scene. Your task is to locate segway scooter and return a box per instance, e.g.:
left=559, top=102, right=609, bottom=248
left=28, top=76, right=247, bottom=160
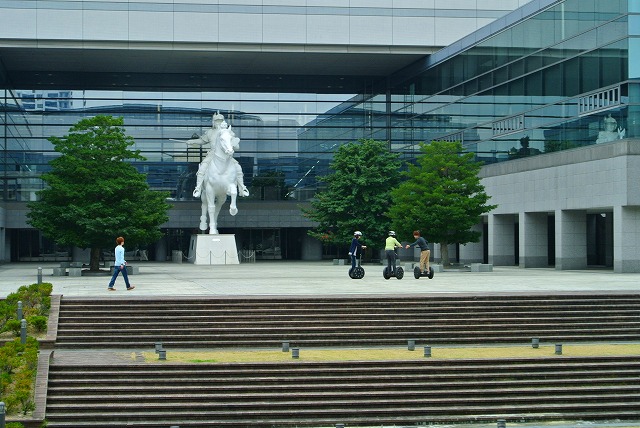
left=414, top=266, right=434, bottom=279
left=348, top=250, right=365, bottom=279
left=383, top=265, right=404, bottom=280
left=383, top=249, right=404, bottom=280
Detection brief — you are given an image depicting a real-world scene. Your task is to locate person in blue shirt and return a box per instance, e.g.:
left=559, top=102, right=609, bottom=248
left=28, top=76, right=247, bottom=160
left=108, top=236, right=135, bottom=291
left=348, top=231, right=367, bottom=271
left=405, top=230, right=430, bottom=274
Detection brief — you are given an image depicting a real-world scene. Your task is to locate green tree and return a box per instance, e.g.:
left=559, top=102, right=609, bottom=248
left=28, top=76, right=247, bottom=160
left=303, top=139, right=402, bottom=253
left=388, top=141, right=496, bottom=265
left=27, top=115, right=170, bottom=271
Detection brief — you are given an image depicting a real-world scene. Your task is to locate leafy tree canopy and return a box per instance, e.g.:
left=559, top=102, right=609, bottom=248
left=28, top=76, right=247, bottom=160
left=303, top=139, right=402, bottom=250
left=27, top=115, right=170, bottom=270
left=388, top=141, right=497, bottom=263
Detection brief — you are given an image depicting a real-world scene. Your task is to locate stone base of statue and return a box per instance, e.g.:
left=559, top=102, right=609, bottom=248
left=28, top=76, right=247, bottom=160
left=188, top=234, right=239, bottom=265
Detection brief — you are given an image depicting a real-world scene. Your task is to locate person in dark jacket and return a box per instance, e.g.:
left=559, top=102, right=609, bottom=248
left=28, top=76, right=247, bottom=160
left=348, top=231, right=366, bottom=271
left=406, top=230, right=430, bottom=274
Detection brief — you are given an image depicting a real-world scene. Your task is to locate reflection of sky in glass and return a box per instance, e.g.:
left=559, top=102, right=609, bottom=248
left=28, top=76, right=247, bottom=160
left=71, top=91, right=352, bottom=127
left=631, top=38, right=640, bottom=78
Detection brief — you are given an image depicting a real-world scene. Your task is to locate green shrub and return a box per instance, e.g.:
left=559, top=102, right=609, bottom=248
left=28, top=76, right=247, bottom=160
left=27, top=315, right=48, bottom=333
left=0, top=338, right=39, bottom=418
left=3, top=319, right=21, bottom=337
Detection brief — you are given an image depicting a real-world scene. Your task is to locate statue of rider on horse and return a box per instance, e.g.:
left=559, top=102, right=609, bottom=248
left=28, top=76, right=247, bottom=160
left=186, top=112, right=249, bottom=199
left=185, top=112, right=250, bottom=233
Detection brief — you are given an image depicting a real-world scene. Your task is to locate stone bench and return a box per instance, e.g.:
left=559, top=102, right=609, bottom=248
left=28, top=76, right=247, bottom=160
left=52, top=267, right=66, bottom=276
left=109, top=265, right=140, bottom=275
left=332, top=259, right=346, bottom=265
left=470, top=263, right=493, bottom=272
left=68, top=267, right=83, bottom=277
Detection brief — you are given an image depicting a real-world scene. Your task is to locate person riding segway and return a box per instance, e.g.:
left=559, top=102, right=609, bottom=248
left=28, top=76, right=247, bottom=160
left=406, top=230, right=434, bottom=280
left=383, top=231, right=404, bottom=280
left=348, top=231, right=366, bottom=279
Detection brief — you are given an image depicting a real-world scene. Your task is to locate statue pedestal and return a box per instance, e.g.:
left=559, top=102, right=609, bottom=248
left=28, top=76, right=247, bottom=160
left=189, top=234, right=239, bottom=265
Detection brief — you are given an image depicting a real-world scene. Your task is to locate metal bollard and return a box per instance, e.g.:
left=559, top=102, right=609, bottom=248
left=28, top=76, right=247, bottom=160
left=20, top=319, right=27, bottom=344
left=291, top=348, right=300, bottom=359
left=531, top=338, right=539, bottom=348
left=0, top=401, right=5, bottom=428
left=17, top=301, right=23, bottom=322
left=158, top=349, right=167, bottom=360
left=555, top=344, right=562, bottom=355
left=37, top=267, right=43, bottom=285
left=282, top=341, right=289, bottom=352
left=497, top=419, right=506, bottom=428
left=155, top=342, right=163, bottom=353
left=424, top=345, right=431, bottom=358
left=407, top=339, right=415, bottom=351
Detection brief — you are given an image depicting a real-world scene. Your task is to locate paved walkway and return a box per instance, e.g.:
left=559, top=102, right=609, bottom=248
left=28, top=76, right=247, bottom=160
left=0, top=261, right=639, bottom=298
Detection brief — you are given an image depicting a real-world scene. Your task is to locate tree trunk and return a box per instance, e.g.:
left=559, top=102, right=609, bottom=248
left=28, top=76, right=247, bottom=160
left=440, top=242, right=450, bottom=266
left=89, top=247, right=102, bottom=271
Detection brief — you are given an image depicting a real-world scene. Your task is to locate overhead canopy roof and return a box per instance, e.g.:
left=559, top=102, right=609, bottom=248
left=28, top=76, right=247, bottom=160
left=0, top=43, right=436, bottom=92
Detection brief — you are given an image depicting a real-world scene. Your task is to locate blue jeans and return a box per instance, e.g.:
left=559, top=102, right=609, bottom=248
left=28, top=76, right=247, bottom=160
left=108, top=264, right=131, bottom=288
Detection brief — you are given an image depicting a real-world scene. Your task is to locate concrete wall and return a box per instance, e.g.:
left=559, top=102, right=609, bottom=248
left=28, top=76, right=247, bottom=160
left=0, top=0, right=525, bottom=50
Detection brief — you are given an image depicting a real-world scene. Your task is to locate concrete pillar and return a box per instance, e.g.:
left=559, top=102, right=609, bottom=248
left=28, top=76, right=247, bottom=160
left=489, top=214, right=516, bottom=266
left=301, top=234, right=322, bottom=261
left=155, top=237, right=167, bottom=262
left=614, top=206, right=640, bottom=272
left=520, top=212, right=548, bottom=268
left=604, top=212, right=614, bottom=267
left=555, top=209, right=587, bottom=270
left=459, top=222, right=483, bottom=265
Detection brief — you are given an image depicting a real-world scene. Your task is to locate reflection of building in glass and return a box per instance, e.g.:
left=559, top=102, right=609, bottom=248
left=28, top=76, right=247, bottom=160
left=2, top=0, right=640, bottom=269
left=17, top=90, right=73, bottom=111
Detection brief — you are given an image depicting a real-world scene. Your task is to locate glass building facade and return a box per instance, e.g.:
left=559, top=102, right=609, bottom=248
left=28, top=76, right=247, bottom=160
left=1, top=0, right=638, bottom=266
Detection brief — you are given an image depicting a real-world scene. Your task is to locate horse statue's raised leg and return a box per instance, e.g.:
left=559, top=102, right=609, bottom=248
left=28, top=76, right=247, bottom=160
left=228, top=183, right=239, bottom=216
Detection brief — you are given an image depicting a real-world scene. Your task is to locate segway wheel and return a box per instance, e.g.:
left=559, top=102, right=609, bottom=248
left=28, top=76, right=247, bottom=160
left=396, top=267, right=404, bottom=280
left=352, top=266, right=365, bottom=279
left=428, top=267, right=434, bottom=279
left=348, top=268, right=354, bottom=279
left=413, top=266, right=421, bottom=279
left=383, top=267, right=390, bottom=280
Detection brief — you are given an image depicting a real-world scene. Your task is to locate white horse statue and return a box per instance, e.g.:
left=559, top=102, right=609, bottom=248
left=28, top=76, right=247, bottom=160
left=199, top=125, right=245, bottom=234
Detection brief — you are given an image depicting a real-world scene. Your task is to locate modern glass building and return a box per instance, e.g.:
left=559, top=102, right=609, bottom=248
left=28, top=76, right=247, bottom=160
left=2, top=0, right=639, bottom=271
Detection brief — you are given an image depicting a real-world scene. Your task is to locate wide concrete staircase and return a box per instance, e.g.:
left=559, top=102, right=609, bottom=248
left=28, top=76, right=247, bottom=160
left=45, top=356, right=640, bottom=427
left=43, top=294, right=640, bottom=427
left=54, top=295, right=640, bottom=348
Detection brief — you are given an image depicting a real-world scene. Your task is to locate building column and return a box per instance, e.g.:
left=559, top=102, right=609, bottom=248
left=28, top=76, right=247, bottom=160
left=459, top=222, right=483, bottom=265
left=555, top=209, right=587, bottom=270
left=489, top=214, right=515, bottom=266
left=301, top=234, right=322, bottom=261
left=613, top=206, right=640, bottom=272
left=520, top=212, right=548, bottom=268
left=604, top=213, right=614, bottom=267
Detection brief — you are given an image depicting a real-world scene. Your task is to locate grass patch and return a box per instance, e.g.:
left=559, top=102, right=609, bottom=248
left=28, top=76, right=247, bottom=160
left=141, top=343, right=640, bottom=363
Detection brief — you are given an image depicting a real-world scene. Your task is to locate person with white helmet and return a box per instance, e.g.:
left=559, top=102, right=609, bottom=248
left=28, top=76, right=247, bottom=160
left=385, top=230, right=403, bottom=275
left=348, top=231, right=366, bottom=272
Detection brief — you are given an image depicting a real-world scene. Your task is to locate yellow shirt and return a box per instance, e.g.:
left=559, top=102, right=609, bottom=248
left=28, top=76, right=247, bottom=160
left=385, top=236, right=401, bottom=251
